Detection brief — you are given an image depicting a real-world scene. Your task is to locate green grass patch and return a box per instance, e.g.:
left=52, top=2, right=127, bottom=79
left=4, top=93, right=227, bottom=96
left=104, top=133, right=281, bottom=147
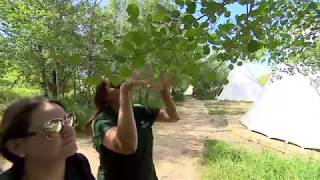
left=208, top=109, right=246, bottom=116
left=205, top=101, right=252, bottom=116
left=203, top=140, right=320, bottom=180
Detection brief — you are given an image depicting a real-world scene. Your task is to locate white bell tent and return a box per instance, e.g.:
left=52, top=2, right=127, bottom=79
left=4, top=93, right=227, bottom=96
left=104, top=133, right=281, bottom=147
left=184, top=85, right=194, bottom=96
left=216, top=65, right=263, bottom=101
left=241, top=73, right=320, bottom=149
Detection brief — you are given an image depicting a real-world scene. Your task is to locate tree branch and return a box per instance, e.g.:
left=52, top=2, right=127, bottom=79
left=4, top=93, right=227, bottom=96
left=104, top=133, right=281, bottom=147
left=0, top=29, right=13, bottom=37
left=197, top=14, right=207, bottom=21
left=213, top=61, right=225, bottom=71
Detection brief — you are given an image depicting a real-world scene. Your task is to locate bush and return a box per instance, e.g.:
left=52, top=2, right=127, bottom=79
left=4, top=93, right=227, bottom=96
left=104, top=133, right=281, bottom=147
left=171, top=90, right=185, bottom=102
left=132, top=88, right=164, bottom=108
left=60, top=94, right=93, bottom=132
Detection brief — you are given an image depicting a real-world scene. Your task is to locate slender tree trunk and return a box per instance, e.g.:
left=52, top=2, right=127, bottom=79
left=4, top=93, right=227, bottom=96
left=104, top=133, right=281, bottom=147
left=73, top=69, right=77, bottom=96
left=40, top=68, right=49, bottom=97
left=54, top=62, right=60, bottom=100
left=138, top=88, right=142, bottom=104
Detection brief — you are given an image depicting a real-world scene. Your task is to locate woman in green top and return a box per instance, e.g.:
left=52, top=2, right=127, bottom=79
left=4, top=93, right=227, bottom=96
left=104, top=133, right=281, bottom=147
left=87, top=73, right=180, bottom=180
left=0, top=97, right=94, bottom=180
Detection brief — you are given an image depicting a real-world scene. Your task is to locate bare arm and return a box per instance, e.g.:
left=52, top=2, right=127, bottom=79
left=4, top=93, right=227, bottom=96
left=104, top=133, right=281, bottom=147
left=156, top=89, right=180, bottom=122
left=102, top=80, right=146, bottom=155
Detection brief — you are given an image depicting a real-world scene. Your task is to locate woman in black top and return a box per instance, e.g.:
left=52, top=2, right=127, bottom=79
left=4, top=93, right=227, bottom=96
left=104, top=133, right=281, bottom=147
left=0, top=97, right=94, bottom=180
left=87, top=71, right=180, bottom=180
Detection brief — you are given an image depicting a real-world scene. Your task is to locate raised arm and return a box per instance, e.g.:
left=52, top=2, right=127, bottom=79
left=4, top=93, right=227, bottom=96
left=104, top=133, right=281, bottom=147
left=156, top=73, right=180, bottom=122
left=102, top=79, right=147, bottom=155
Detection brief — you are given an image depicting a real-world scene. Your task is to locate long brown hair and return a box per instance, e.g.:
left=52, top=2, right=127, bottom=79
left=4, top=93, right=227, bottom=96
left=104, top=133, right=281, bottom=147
left=86, top=79, right=111, bottom=135
left=0, top=97, right=64, bottom=176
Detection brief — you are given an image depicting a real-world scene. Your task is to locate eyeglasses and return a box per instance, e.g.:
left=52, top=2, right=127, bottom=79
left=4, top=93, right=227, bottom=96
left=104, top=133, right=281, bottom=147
left=27, top=112, right=76, bottom=139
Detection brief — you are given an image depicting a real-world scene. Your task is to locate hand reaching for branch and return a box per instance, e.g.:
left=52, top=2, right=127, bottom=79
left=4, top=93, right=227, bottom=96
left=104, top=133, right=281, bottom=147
left=159, top=72, right=176, bottom=91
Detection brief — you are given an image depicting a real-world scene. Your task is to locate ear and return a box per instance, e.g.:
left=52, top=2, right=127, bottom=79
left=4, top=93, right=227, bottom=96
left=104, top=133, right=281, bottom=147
left=5, top=139, right=26, bottom=158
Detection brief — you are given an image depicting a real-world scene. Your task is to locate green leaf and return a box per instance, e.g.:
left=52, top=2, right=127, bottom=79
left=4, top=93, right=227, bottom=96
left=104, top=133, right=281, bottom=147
left=100, top=65, right=111, bottom=76
left=200, top=21, right=209, bottom=29
left=182, top=14, right=196, bottom=29
left=175, top=0, right=185, bottom=7
left=119, top=66, right=132, bottom=79
left=87, top=76, right=100, bottom=86
left=183, top=63, right=199, bottom=76
left=171, top=10, right=180, bottom=18
left=222, top=39, right=234, bottom=50
left=220, top=23, right=235, bottom=32
left=224, top=11, right=231, bottom=18
left=132, top=56, right=146, bottom=68
left=186, top=28, right=202, bottom=39
left=239, top=0, right=249, bottom=5
left=103, top=40, right=115, bottom=51
left=108, top=75, right=122, bottom=87
left=194, top=52, right=202, bottom=59
left=307, top=2, right=318, bottom=10
left=193, top=21, right=199, bottom=27
left=69, top=54, right=81, bottom=65
left=154, top=5, right=169, bottom=22
left=118, top=46, right=132, bottom=58
left=228, top=64, right=234, bottom=70
left=203, top=45, right=210, bottom=55
left=186, top=1, right=196, bottom=14
left=127, top=3, right=140, bottom=18
left=247, top=40, right=263, bottom=53
left=128, top=16, right=138, bottom=24
left=205, top=1, right=220, bottom=12
left=208, top=35, right=219, bottom=44
left=231, top=59, right=237, bottom=63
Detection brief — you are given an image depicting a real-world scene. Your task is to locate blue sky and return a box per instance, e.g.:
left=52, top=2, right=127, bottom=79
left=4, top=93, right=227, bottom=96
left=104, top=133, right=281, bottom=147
left=100, top=0, right=108, bottom=7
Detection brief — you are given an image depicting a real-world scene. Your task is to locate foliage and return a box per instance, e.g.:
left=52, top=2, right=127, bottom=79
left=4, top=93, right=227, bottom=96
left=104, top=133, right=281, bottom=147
left=60, top=93, right=93, bottom=132
left=1, top=0, right=318, bottom=98
left=193, top=55, right=229, bottom=100
left=203, top=140, right=320, bottom=180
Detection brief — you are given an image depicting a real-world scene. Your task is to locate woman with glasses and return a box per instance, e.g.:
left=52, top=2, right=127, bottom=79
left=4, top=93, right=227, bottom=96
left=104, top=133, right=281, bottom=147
left=0, top=97, right=95, bottom=180
left=86, top=71, right=180, bottom=180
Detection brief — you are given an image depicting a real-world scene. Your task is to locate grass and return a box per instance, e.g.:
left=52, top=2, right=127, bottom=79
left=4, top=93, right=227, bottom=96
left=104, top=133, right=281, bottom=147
left=0, top=72, right=41, bottom=118
left=203, top=140, right=320, bottom=180
left=208, top=109, right=247, bottom=116
left=205, top=101, right=252, bottom=116
left=257, top=72, right=272, bottom=86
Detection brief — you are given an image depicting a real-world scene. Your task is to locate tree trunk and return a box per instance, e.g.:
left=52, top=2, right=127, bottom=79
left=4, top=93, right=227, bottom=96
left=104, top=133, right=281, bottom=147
left=86, top=84, right=91, bottom=106
left=73, top=69, right=77, bottom=96
left=138, top=88, right=142, bottom=104
left=40, top=68, right=49, bottom=97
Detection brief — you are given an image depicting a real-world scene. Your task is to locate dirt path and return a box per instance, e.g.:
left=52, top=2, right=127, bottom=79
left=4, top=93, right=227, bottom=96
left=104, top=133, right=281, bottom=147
left=151, top=98, right=259, bottom=180
left=152, top=98, right=217, bottom=180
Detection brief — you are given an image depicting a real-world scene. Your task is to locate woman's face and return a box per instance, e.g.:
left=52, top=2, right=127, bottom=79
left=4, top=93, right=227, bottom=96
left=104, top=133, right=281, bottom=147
left=22, top=102, right=77, bottom=161
left=105, top=81, right=121, bottom=107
